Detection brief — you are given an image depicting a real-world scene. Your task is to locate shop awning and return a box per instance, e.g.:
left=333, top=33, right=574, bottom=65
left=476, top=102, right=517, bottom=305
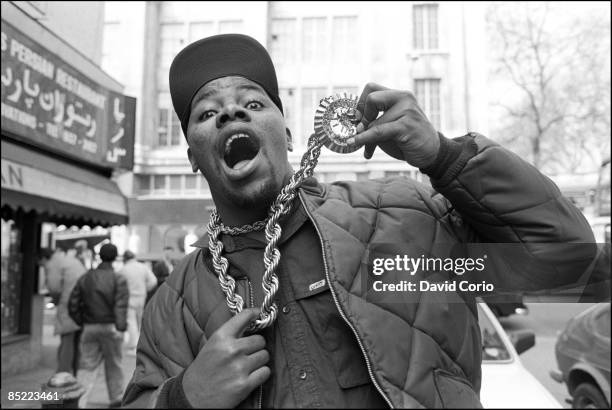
left=1, top=140, right=128, bottom=227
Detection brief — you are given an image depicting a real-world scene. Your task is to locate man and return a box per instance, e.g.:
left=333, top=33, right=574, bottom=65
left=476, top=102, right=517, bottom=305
left=40, top=246, right=86, bottom=376
left=123, top=34, right=595, bottom=408
left=147, top=246, right=175, bottom=303
left=74, top=239, right=94, bottom=270
left=69, top=243, right=129, bottom=408
left=120, top=250, right=157, bottom=353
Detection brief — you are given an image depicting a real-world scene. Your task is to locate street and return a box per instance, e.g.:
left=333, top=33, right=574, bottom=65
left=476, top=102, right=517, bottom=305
left=499, top=302, right=598, bottom=408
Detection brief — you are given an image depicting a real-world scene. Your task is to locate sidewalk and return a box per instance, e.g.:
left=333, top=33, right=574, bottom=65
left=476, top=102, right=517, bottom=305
left=1, top=308, right=137, bottom=409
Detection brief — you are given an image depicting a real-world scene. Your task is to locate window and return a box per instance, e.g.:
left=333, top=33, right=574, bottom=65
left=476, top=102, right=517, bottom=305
left=158, top=23, right=185, bottom=88
left=413, top=4, right=439, bottom=50
left=158, top=90, right=183, bottom=147
left=270, top=18, right=297, bottom=65
left=136, top=174, right=213, bottom=197
left=302, top=17, right=327, bottom=63
left=332, top=16, right=358, bottom=63
left=184, top=174, right=198, bottom=194
left=153, top=175, right=167, bottom=194
left=157, top=108, right=183, bottom=147
left=157, top=109, right=169, bottom=146
left=414, top=79, right=441, bottom=130
left=301, top=87, right=327, bottom=147
left=189, top=21, right=214, bottom=43
left=134, top=174, right=151, bottom=195
left=169, top=175, right=182, bottom=195
left=218, top=20, right=244, bottom=34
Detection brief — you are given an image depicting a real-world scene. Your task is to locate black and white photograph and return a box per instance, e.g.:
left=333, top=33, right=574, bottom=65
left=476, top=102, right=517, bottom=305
left=1, top=1, right=610, bottom=409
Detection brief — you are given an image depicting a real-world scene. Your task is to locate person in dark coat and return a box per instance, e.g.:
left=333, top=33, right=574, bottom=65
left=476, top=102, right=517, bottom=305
left=69, top=243, right=129, bottom=408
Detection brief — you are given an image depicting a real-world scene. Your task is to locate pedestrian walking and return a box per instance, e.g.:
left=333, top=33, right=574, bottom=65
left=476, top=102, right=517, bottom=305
left=74, top=239, right=94, bottom=270
left=68, top=243, right=129, bottom=408
left=40, top=246, right=86, bottom=376
left=147, top=246, right=174, bottom=303
left=119, top=250, right=157, bottom=353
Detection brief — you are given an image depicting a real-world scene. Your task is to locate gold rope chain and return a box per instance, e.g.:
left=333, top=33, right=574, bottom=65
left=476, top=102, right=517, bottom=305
left=206, top=134, right=323, bottom=331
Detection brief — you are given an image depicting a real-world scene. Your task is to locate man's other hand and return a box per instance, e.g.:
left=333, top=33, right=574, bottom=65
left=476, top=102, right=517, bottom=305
left=351, top=82, right=440, bottom=168
left=182, top=308, right=270, bottom=408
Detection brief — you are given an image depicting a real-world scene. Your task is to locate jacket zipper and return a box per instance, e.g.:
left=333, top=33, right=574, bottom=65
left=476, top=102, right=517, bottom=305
left=247, top=279, right=264, bottom=409
left=298, top=192, right=394, bottom=409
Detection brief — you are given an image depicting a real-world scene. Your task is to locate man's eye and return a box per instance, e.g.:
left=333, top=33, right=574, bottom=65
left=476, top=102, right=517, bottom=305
left=245, top=101, right=263, bottom=110
left=199, top=110, right=216, bottom=121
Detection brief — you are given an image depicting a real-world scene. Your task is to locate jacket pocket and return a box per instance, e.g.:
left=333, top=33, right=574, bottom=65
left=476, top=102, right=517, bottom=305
left=433, top=369, right=482, bottom=409
left=295, top=283, right=371, bottom=389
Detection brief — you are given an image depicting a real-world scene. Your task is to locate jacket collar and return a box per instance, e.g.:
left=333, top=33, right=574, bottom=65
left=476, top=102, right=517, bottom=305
left=97, top=261, right=114, bottom=270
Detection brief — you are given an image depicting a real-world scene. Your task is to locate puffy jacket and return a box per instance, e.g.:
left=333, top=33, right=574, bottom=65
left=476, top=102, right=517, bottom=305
left=68, top=261, right=129, bottom=332
left=123, top=133, right=595, bottom=408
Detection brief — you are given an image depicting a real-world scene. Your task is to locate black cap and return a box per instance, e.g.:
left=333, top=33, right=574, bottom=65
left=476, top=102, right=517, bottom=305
left=99, top=244, right=118, bottom=262
left=169, top=33, right=283, bottom=136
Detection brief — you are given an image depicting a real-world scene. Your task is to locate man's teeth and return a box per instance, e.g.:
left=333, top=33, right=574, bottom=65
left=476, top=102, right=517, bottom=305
left=224, top=133, right=250, bottom=154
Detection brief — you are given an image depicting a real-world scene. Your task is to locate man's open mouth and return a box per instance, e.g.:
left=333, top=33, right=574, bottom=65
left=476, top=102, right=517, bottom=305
left=223, top=133, right=261, bottom=170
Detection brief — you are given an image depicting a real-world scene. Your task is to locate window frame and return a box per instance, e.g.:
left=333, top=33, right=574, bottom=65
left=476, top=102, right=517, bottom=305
left=412, top=3, right=439, bottom=50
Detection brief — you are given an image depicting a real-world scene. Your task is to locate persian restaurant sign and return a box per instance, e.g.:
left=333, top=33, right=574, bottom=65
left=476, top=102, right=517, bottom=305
left=0, top=20, right=135, bottom=169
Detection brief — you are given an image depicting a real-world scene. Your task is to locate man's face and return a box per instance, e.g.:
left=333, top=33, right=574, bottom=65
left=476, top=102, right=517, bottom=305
left=186, top=76, right=292, bottom=209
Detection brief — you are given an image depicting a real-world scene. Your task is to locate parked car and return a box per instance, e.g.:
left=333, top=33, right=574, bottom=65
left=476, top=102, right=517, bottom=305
left=478, top=302, right=561, bottom=408
left=550, top=303, right=611, bottom=408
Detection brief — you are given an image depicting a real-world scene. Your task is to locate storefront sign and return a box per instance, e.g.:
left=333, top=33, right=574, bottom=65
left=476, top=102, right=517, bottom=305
left=0, top=21, right=135, bottom=169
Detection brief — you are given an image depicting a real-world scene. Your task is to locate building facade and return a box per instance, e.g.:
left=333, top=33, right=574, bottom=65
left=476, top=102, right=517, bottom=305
left=1, top=1, right=134, bottom=374
left=101, top=1, right=489, bottom=260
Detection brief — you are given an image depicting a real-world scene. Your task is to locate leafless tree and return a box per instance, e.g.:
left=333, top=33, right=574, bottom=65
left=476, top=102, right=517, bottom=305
left=487, top=2, right=610, bottom=174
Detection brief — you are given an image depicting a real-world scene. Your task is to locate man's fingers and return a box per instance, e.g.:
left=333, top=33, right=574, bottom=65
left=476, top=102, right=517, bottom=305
left=356, top=82, right=389, bottom=114
left=358, top=89, right=405, bottom=127
left=236, top=334, right=266, bottom=354
left=247, top=366, right=271, bottom=389
left=244, top=349, right=270, bottom=373
left=217, top=308, right=260, bottom=338
left=351, top=121, right=405, bottom=147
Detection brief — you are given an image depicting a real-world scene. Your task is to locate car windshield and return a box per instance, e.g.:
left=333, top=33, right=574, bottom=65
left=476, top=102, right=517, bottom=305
left=478, top=305, right=512, bottom=361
